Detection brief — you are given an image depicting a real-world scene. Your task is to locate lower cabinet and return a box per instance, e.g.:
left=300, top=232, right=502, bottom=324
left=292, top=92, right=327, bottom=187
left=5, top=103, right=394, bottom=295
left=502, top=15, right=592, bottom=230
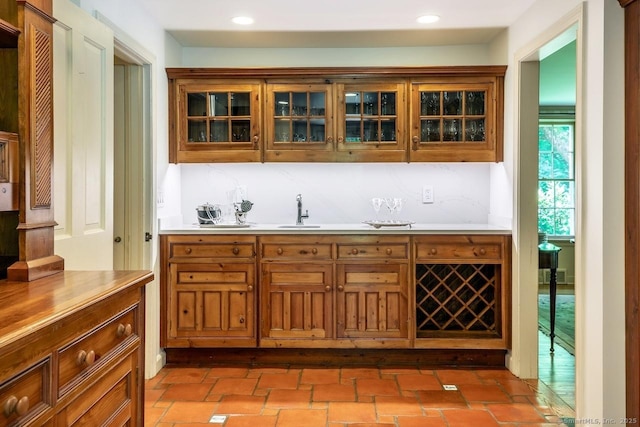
left=160, top=233, right=510, bottom=355
left=161, top=235, right=258, bottom=348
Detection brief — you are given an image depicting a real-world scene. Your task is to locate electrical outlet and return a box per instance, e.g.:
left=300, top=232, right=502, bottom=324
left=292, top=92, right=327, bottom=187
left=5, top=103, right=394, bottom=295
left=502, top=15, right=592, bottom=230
left=422, top=185, right=434, bottom=204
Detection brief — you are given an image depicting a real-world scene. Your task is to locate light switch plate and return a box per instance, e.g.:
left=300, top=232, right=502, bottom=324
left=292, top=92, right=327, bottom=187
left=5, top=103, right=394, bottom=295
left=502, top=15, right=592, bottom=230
left=422, top=185, right=434, bottom=204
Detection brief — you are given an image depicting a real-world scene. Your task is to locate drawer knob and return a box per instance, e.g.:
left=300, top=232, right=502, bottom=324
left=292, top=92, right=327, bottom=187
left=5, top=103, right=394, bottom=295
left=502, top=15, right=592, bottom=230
left=479, top=248, right=486, bottom=255
left=185, top=247, right=192, bottom=254
left=239, top=316, right=245, bottom=324
left=76, top=349, right=96, bottom=367
left=312, top=248, right=318, bottom=255
left=386, top=248, right=392, bottom=255
left=325, top=285, right=331, bottom=292
left=337, top=285, right=344, bottom=292
left=117, top=323, right=133, bottom=338
left=247, top=285, right=254, bottom=292
left=277, top=247, right=283, bottom=255
left=3, top=395, right=29, bottom=418
left=232, top=247, right=240, bottom=255
left=430, top=248, right=437, bottom=255
left=351, top=248, right=359, bottom=255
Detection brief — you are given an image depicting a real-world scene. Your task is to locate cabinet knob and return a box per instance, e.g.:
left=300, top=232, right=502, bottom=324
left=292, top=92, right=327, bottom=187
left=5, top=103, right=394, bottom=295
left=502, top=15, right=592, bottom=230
left=337, top=285, right=344, bottom=292
left=327, top=136, right=334, bottom=144
left=386, top=248, right=392, bottom=255
left=277, top=247, right=283, bottom=255
left=232, top=247, right=240, bottom=255
left=253, top=135, right=259, bottom=145
left=185, top=247, right=192, bottom=254
left=312, top=248, right=318, bottom=255
left=117, top=323, right=133, bottom=338
left=351, top=248, right=359, bottom=255
left=3, top=395, right=29, bottom=418
left=430, top=248, right=437, bottom=255
left=338, top=136, right=344, bottom=143
left=239, top=316, right=245, bottom=324
left=479, top=248, right=486, bottom=255
left=325, top=285, right=331, bottom=292
left=412, top=135, right=419, bottom=150
left=76, top=349, right=96, bottom=367
left=247, top=285, right=254, bottom=292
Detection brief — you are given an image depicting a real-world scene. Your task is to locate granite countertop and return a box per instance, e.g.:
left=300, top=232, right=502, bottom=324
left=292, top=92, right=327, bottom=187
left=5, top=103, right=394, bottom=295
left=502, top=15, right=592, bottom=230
left=159, top=222, right=512, bottom=235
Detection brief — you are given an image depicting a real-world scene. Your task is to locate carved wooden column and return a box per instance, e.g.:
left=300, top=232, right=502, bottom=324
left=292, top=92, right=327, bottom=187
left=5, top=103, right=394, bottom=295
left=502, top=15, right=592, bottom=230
left=619, top=0, right=640, bottom=422
left=1, top=0, right=63, bottom=281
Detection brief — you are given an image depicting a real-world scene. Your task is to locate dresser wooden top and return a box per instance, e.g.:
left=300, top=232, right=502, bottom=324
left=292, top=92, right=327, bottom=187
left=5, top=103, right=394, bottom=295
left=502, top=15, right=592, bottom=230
left=0, top=270, right=153, bottom=348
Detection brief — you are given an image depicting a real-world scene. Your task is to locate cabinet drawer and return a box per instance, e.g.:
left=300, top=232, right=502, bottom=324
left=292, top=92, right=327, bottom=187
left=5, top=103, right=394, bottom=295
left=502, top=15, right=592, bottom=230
left=0, top=359, right=51, bottom=426
left=57, top=308, right=137, bottom=397
left=261, top=243, right=332, bottom=260
left=415, top=237, right=503, bottom=262
left=337, top=243, right=408, bottom=260
left=171, top=242, right=255, bottom=259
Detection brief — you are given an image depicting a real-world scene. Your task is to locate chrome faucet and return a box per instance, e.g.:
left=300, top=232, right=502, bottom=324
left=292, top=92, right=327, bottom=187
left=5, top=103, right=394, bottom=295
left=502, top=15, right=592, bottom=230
left=296, top=194, right=309, bottom=225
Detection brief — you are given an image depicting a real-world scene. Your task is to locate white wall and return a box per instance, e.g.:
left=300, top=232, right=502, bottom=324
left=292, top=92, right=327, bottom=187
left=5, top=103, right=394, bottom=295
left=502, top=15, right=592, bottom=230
left=505, top=0, right=625, bottom=421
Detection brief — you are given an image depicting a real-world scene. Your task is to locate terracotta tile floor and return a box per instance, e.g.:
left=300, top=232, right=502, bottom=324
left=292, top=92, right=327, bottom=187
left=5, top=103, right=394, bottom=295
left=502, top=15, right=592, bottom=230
left=145, top=361, right=575, bottom=426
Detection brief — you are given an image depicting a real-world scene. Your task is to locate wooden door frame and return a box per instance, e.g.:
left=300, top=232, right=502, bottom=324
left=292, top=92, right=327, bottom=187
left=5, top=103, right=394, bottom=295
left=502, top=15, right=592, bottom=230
left=619, top=0, right=640, bottom=421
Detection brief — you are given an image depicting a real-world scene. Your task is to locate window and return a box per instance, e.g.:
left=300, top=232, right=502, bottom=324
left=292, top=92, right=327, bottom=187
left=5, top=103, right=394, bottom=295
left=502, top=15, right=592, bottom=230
left=538, top=115, right=575, bottom=237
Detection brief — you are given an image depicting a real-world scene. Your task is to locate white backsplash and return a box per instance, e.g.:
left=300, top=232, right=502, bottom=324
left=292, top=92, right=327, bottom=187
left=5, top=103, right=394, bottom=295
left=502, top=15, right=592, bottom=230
left=179, top=163, right=491, bottom=226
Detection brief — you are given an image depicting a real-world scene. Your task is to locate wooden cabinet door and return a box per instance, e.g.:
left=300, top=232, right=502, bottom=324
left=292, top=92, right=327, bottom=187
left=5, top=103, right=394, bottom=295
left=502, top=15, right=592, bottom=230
left=336, top=263, right=408, bottom=339
left=409, top=78, right=503, bottom=162
left=264, top=83, right=335, bottom=161
left=261, top=263, right=333, bottom=343
left=335, top=82, right=407, bottom=162
left=170, top=81, right=262, bottom=162
left=168, top=262, right=256, bottom=347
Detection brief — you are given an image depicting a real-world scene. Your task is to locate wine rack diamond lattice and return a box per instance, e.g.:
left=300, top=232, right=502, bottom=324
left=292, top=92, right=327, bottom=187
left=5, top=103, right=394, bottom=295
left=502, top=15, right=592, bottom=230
left=416, top=264, right=499, bottom=338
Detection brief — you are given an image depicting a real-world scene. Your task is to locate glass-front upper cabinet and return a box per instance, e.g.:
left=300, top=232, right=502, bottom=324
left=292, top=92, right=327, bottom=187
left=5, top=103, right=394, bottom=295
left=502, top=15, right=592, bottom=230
left=336, top=83, right=406, bottom=162
left=171, top=82, right=261, bottom=163
left=410, top=80, right=502, bottom=162
left=264, top=84, right=334, bottom=161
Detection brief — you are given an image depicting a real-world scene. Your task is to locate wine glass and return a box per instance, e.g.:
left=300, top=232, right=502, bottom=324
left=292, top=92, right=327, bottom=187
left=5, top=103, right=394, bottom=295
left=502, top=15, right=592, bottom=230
left=371, top=198, right=383, bottom=220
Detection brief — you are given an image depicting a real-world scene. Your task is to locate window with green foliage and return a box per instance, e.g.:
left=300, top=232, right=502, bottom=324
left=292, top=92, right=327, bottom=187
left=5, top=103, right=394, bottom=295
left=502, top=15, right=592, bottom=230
left=538, top=119, right=575, bottom=237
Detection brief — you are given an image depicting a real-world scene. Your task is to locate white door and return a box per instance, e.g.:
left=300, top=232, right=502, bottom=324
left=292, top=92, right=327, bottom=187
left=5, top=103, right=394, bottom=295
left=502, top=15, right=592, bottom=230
left=53, top=0, right=115, bottom=270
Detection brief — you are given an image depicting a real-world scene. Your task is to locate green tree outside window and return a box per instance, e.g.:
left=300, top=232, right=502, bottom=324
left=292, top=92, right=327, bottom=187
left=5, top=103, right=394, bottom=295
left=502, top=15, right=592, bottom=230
left=538, top=122, right=575, bottom=237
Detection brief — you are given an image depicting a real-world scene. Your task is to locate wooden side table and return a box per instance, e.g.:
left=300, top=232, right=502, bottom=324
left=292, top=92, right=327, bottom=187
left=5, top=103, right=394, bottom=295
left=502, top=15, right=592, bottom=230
left=539, top=242, right=561, bottom=352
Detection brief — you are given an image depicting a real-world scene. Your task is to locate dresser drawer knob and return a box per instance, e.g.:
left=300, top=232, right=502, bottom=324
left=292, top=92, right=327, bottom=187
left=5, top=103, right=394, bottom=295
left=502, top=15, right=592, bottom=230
left=232, top=247, right=240, bottom=255
left=325, top=285, right=331, bottom=292
left=337, top=285, right=344, bottom=292
left=430, top=248, right=437, bottom=255
left=247, top=285, right=254, bottom=292
left=479, top=248, right=486, bottom=255
left=117, top=323, right=133, bottom=338
left=312, top=248, right=318, bottom=255
left=277, top=247, right=284, bottom=255
left=185, top=247, right=192, bottom=254
left=351, top=248, right=359, bottom=255
left=239, top=316, right=245, bottom=324
left=3, top=395, right=29, bottom=418
left=76, top=349, right=96, bottom=367
left=386, top=248, right=392, bottom=255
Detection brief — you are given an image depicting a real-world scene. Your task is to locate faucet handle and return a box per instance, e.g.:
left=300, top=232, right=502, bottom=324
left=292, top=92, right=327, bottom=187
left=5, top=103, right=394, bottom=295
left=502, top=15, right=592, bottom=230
left=296, top=194, right=302, bottom=202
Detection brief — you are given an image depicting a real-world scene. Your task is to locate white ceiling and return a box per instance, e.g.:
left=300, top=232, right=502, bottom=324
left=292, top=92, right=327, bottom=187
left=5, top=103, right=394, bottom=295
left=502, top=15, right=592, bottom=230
left=135, top=0, right=538, bottom=48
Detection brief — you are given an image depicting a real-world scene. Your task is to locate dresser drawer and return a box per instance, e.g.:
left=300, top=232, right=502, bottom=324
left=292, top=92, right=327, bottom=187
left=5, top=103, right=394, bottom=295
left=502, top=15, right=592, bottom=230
left=57, top=307, right=137, bottom=397
left=0, top=359, right=51, bottom=426
left=337, top=243, right=408, bottom=260
left=415, top=236, right=503, bottom=262
left=261, top=243, right=332, bottom=260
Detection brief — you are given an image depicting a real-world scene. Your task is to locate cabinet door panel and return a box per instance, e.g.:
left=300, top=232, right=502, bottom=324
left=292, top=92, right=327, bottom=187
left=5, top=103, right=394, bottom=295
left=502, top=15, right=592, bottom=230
left=261, top=263, right=333, bottom=340
left=168, top=263, right=256, bottom=346
left=336, top=264, right=408, bottom=339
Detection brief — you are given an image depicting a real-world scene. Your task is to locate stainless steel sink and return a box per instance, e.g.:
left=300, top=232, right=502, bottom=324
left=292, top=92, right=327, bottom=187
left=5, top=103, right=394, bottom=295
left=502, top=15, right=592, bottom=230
left=277, top=224, right=321, bottom=229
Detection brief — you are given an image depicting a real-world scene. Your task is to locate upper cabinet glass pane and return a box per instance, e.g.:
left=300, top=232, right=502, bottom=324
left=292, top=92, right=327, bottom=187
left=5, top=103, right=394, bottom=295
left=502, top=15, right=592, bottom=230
left=345, top=92, right=360, bottom=115
left=231, top=92, right=251, bottom=116
left=209, top=93, right=229, bottom=116
left=363, top=92, right=378, bottom=115
left=188, top=93, right=207, bottom=116
left=421, top=92, right=440, bottom=116
left=465, top=91, right=485, bottom=115
left=381, top=93, right=396, bottom=115
left=443, top=91, right=462, bottom=115
left=309, top=93, right=326, bottom=116
left=291, top=92, right=307, bottom=116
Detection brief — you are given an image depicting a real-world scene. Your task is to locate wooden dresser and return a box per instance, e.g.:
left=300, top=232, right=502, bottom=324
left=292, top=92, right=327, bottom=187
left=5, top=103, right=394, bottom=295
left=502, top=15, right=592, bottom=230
left=0, top=270, right=152, bottom=426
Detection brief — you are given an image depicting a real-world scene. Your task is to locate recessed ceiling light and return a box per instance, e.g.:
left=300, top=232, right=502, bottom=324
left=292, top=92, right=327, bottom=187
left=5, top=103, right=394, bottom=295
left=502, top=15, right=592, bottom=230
left=232, top=16, right=254, bottom=25
left=417, top=15, right=440, bottom=24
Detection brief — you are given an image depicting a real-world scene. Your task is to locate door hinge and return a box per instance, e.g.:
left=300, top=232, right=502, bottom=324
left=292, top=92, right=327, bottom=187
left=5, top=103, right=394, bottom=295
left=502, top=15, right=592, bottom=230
left=145, top=232, right=153, bottom=242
